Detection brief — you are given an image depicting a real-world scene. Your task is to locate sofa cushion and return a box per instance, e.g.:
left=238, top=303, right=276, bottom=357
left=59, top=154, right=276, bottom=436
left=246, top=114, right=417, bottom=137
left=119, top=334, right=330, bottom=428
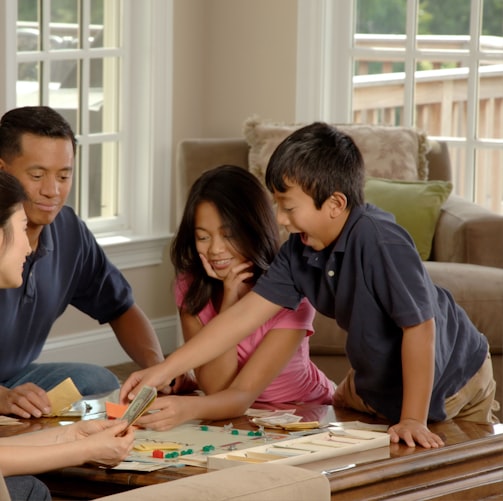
left=95, top=463, right=330, bottom=500
left=364, top=177, right=453, bottom=260
left=243, top=117, right=431, bottom=185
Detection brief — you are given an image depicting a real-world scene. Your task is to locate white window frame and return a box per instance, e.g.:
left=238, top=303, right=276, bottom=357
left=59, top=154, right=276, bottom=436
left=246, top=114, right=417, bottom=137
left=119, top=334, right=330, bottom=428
left=0, top=0, right=173, bottom=269
left=296, top=0, right=503, bottom=212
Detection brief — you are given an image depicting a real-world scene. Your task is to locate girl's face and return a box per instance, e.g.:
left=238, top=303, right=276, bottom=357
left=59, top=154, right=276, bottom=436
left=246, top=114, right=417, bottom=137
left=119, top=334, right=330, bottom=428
left=0, top=205, right=31, bottom=288
left=194, top=201, right=247, bottom=279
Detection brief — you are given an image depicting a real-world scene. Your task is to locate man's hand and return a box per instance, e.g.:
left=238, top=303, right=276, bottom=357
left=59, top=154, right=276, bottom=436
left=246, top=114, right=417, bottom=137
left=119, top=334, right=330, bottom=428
left=0, top=384, right=51, bottom=418
left=388, top=418, right=445, bottom=448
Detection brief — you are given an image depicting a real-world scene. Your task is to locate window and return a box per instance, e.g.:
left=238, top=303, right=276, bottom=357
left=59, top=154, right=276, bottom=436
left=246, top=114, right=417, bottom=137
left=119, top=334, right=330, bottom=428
left=0, top=0, right=173, bottom=268
left=297, top=0, right=503, bottom=214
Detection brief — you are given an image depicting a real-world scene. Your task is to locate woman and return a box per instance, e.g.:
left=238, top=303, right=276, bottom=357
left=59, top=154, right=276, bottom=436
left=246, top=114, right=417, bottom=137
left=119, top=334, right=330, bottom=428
left=129, top=165, right=335, bottom=431
left=0, top=170, right=135, bottom=501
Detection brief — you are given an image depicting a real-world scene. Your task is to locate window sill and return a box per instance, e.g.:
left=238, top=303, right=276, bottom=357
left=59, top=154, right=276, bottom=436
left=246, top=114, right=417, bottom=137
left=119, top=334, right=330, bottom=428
left=97, top=234, right=171, bottom=270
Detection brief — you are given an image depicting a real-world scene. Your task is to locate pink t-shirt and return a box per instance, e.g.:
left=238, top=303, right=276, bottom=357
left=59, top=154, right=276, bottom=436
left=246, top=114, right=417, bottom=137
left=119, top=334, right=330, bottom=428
left=175, top=275, right=334, bottom=404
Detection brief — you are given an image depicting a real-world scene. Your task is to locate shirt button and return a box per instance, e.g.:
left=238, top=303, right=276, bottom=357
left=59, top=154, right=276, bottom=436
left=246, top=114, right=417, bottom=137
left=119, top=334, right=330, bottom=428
left=328, top=270, right=335, bottom=277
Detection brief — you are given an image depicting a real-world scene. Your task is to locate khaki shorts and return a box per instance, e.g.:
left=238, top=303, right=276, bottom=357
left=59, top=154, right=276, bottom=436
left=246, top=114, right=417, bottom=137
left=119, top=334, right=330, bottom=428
left=333, top=351, right=500, bottom=424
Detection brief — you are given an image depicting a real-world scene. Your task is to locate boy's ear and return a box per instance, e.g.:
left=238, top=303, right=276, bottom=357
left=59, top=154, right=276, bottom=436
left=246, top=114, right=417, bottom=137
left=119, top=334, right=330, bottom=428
left=328, top=192, right=347, bottom=216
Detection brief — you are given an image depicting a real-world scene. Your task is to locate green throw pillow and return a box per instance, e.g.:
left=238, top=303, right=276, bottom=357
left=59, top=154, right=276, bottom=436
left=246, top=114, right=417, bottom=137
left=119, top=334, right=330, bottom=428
left=364, top=177, right=453, bottom=260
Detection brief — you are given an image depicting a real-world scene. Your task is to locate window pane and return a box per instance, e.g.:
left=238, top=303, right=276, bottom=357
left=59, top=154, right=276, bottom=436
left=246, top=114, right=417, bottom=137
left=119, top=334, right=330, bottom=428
left=356, top=0, right=407, bottom=35
left=17, top=0, right=40, bottom=52
left=478, top=57, right=503, bottom=140
left=90, top=57, right=120, bottom=133
left=91, top=0, right=121, bottom=48
left=88, top=142, right=119, bottom=218
left=49, top=59, right=80, bottom=134
left=415, top=59, right=469, bottom=137
left=482, top=0, right=503, bottom=37
left=418, top=0, right=470, bottom=36
left=353, top=57, right=406, bottom=125
left=474, top=149, right=503, bottom=214
left=17, top=63, right=40, bottom=106
left=51, top=0, right=80, bottom=50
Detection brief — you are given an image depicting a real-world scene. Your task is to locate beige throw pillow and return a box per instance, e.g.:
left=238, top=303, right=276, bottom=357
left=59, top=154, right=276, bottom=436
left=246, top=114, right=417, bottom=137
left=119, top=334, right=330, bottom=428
left=243, top=117, right=430, bottom=185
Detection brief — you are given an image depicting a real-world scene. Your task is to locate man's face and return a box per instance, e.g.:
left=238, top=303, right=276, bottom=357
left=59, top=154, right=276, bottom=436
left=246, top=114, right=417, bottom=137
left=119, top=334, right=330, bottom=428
left=0, top=133, right=74, bottom=228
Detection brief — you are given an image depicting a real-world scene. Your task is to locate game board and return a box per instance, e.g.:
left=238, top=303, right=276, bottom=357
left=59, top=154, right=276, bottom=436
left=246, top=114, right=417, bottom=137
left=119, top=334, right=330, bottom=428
left=127, top=422, right=290, bottom=468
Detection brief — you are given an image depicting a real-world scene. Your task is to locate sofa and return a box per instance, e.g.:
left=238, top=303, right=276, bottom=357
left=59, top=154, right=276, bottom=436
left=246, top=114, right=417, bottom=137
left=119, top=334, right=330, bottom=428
left=174, top=119, right=503, bottom=420
left=0, top=464, right=330, bottom=501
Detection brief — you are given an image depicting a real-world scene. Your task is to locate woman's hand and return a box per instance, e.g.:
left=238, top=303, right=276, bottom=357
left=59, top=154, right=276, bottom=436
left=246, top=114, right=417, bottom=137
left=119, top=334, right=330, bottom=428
left=388, top=418, right=445, bottom=448
left=79, top=420, right=135, bottom=466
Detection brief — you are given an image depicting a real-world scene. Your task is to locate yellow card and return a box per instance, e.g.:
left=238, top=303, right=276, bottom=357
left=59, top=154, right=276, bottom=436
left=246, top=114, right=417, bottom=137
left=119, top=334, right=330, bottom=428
left=44, top=377, right=83, bottom=417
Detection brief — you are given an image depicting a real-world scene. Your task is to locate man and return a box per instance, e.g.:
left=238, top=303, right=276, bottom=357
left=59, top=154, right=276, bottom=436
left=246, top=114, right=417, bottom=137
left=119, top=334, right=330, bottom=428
left=0, top=106, right=165, bottom=418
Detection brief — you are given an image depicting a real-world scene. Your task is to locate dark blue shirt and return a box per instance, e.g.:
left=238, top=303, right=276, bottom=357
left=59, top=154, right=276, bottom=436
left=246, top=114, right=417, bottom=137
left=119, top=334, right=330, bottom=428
left=0, top=206, right=134, bottom=382
left=254, top=204, right=488, bottom=422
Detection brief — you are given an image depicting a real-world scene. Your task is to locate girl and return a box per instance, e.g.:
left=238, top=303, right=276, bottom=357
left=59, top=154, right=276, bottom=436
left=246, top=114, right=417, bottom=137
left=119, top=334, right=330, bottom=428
left=0, top=170, right=135, bottom=501
left=132, top=165, right=334, bottom=431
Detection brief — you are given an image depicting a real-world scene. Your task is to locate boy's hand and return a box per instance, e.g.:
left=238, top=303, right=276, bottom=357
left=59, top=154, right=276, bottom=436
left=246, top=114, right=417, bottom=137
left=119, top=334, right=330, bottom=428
left=119, top=364, right=175, bottom=404
left=388, top=418, right=444, bottom=448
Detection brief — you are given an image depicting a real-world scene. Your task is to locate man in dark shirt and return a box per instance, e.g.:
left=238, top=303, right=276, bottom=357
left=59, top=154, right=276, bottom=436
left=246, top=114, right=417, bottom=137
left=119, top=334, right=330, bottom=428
left=0, top=106, right=165, bottom=418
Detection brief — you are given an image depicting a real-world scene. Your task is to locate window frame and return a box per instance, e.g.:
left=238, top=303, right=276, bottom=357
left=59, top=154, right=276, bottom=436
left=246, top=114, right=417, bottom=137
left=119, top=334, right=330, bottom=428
left=296, top=0, right=503, bottom=212
left=0, top=0, right=173, bottom=269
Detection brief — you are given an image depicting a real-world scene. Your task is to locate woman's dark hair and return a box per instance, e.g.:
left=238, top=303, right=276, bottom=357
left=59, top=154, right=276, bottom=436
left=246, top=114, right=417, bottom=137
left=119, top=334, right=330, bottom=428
left=171, top=165, right=280, bottom=315
left=0, top=106, right=77, bottom=161
left=0, top=170, right=27, bottom=247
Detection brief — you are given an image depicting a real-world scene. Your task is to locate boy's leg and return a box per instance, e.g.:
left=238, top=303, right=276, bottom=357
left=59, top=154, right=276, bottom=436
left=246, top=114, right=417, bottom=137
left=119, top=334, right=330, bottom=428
left=2, top=363, right=120, bottom=396
left=5, top=475, right=51, bottom=501
left=333, top=368, right=378, bottom=416
left=444, top=351, right=500, bottom=424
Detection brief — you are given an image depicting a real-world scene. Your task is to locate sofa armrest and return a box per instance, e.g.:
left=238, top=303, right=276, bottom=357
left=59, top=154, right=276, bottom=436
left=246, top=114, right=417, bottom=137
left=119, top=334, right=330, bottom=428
left=432, top=195, right=503, bottom=268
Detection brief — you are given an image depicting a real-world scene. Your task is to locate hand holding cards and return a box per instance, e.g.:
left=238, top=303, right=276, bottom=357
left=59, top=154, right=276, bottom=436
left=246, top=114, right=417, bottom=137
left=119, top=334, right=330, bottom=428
left=120, top=385, right=157, bottom=426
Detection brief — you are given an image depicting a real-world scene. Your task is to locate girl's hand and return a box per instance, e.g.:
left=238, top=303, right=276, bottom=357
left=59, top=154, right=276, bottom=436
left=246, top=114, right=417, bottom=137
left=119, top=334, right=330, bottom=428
left=388, top=418, right=444, bottom=448
left=135, top=395, right=192, bottom=431
left=199, top=254, right=253, bottom=308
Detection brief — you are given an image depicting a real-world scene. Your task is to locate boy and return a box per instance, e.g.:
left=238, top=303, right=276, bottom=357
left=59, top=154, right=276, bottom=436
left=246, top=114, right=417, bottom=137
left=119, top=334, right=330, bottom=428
left=121, top=122, right=498, bottom=448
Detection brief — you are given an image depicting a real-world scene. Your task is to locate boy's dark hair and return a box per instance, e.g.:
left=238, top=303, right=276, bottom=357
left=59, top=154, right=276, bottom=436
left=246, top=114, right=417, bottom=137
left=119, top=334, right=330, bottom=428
left=0, top=106, right=77, bottom=161
left=265, top=122, right=365, bottom=209
left=171, top=165, right=280, bottom=315
left=0, top=170, right=27, bottom=247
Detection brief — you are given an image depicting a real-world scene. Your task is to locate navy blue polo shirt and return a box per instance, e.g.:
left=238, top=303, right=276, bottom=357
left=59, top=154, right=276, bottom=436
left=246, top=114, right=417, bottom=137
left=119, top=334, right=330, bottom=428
left=0, top=206, right=134, bottom=382
left=254, top=204, right=488, bottom=422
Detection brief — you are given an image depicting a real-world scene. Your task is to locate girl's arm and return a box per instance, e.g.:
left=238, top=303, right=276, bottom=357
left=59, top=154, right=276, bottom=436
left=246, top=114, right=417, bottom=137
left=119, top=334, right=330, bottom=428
left=388, top=318, right=444, bottom=448
left=180, top=310, right=238, bottom=394
left=137, top=325, right=307, bottom=429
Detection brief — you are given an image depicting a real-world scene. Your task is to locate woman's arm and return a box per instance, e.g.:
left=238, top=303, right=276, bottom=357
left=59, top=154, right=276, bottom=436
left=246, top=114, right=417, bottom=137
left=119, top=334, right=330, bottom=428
left=180, top=310, right=238, bottom=394
left=0, top=420, right=134, bottom=476
left=136, top=326, right=307, bottom=430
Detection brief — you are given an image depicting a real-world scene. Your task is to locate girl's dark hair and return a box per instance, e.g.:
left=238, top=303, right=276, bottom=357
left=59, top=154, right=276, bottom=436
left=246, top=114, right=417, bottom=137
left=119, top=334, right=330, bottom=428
left=171, top=165, right=280, bottom=315
left=265, top=122, right=365, bottom=209
left=0, top=106, right=77, bottom=161
left=0, top=170, right=27, bottom=246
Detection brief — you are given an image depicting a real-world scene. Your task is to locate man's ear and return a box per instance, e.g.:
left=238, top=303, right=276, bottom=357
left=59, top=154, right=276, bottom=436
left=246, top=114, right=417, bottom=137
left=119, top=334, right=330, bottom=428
left=328, top=192, right=347, bottom=216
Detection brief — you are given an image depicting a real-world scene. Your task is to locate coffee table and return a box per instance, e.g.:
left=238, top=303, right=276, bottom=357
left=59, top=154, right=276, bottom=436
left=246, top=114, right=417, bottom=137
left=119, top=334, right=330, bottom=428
left=3, top=404, right=502, bottom=500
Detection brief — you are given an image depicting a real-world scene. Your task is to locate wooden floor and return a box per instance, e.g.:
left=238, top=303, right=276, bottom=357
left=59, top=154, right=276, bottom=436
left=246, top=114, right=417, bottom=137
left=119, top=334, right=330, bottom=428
left=106, top=360, right=141, bottom=383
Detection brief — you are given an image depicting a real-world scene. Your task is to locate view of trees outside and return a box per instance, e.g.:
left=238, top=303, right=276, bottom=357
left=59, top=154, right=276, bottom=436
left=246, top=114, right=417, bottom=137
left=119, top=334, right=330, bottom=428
left=357, top=0, right=502, bottom=37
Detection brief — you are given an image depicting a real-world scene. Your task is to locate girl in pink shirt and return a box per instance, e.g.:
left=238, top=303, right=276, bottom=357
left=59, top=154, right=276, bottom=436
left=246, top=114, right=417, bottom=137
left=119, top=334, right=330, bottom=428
left=135, top=165, right=334, bottom=431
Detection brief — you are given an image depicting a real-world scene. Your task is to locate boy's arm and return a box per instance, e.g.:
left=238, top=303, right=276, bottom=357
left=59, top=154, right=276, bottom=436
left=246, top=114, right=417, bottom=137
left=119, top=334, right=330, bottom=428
left=120, top=292, right=282, bottom=403
left=389, top=318, right=444, bottom=448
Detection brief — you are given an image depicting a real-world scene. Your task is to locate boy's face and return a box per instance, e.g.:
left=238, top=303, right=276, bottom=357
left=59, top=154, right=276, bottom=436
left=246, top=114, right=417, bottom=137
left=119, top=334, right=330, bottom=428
left=273, top=182, right=345, bottom=251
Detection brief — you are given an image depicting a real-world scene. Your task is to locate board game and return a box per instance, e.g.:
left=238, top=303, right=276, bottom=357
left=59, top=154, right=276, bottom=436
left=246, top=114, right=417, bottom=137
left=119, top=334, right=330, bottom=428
left=126, top=422, right=290, bottom=468
left=122, top=422, right=390, bottom=471
left=207, top=428, right=390, bottom=469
